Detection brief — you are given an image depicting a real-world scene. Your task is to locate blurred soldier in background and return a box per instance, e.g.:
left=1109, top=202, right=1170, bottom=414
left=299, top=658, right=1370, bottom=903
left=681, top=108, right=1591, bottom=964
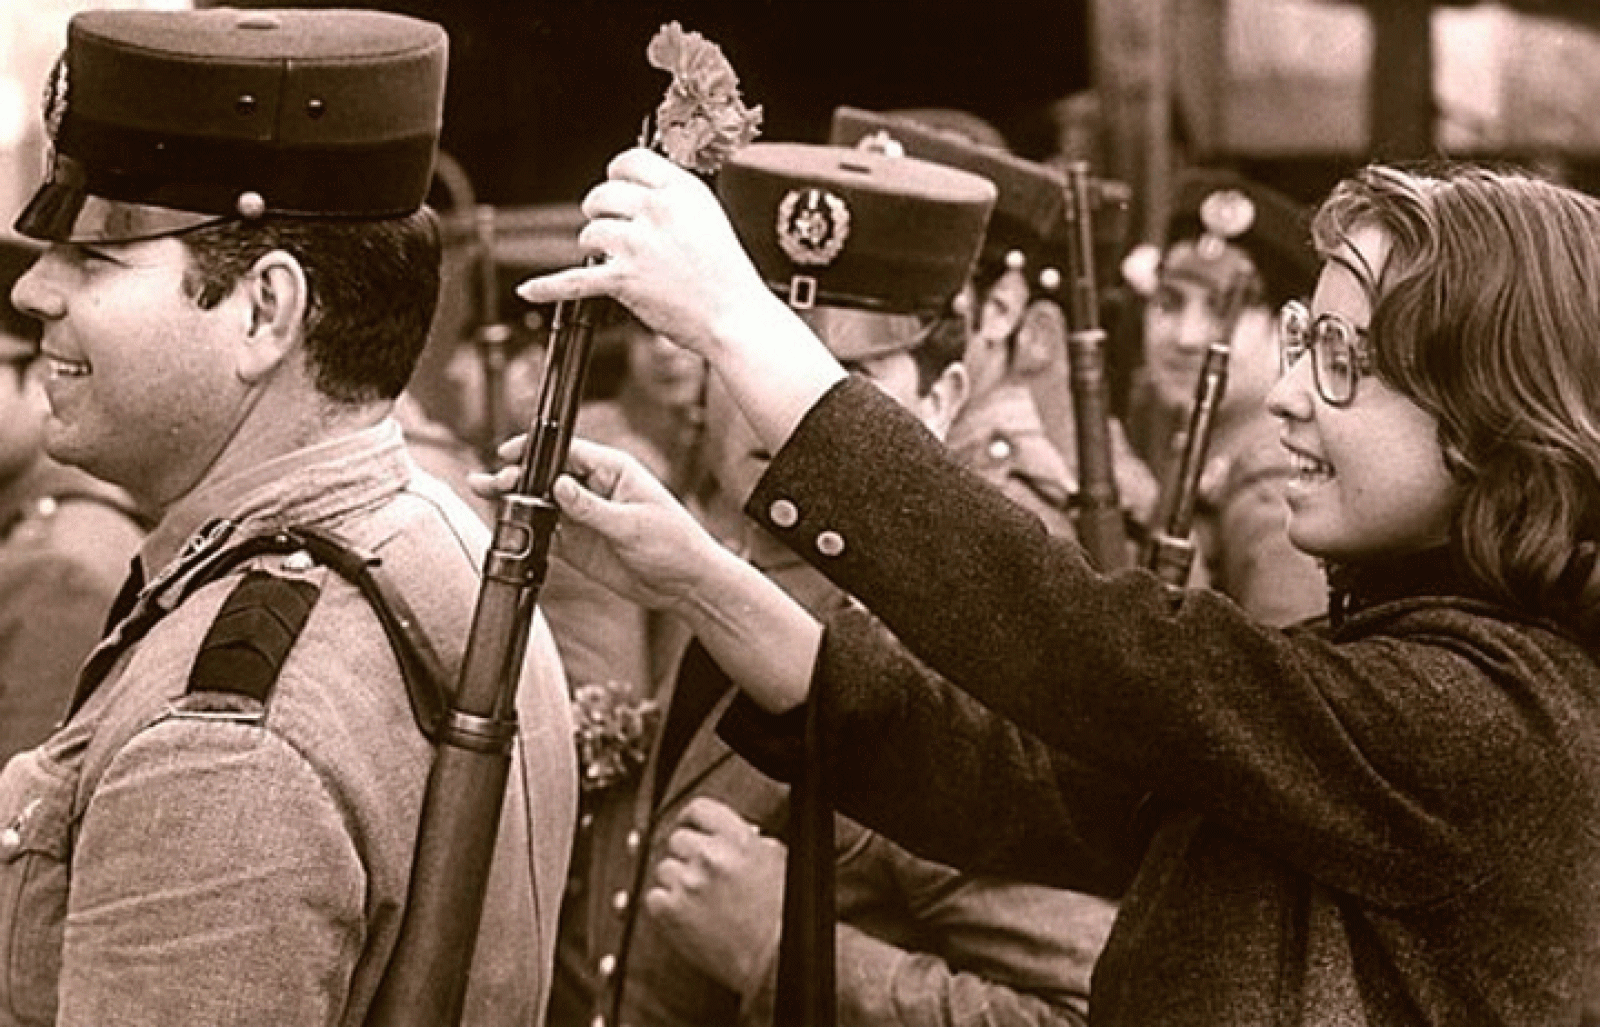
left=1122, top=169, right=1328, bottom=625
left=0, top=234, right=145, bottom=767
left=831, top=107, right=1157, bottom=547
left=540, top=310, right=708, bottom=704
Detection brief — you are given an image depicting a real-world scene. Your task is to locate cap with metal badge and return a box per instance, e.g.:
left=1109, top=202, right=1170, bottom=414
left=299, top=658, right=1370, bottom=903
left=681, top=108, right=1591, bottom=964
left=15, top=7, right=448, bottom=244
left=716, top=141, right=995, bottom=362
left=1160, top=169, right=1317, bottom=310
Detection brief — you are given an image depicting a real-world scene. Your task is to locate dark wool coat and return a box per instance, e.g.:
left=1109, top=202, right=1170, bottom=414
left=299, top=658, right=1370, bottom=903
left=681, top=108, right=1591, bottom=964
left=721, top=376, right=1600, bottom=1026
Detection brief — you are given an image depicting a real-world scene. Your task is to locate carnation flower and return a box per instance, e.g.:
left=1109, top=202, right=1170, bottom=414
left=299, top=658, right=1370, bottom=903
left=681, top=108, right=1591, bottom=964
left=572, top=681, right=661, bottom=794
left=646, top=22, right=763, bottom=175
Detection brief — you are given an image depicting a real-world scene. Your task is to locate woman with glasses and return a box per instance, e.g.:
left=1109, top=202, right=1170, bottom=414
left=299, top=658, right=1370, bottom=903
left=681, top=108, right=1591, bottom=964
left=509, top=155, right=1600, bottom=1024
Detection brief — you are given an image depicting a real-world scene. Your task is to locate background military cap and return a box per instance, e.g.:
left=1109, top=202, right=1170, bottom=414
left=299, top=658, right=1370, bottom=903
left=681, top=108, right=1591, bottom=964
left=1162, top=168, right=1318, bottom=309
left=16, top=7, right=448, bottom=244
left=716, top=141, right=995, bottom=320
left=0, top=236, right=42, bottom=360
left=829, top=105, right=1131, bottom=292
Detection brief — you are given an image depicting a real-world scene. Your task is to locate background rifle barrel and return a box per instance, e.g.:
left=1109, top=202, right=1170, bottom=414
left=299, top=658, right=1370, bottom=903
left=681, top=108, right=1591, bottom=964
left=1143, top=271, right=1249, bottom=587
left=365, top=278, right=606, bottom=1027
left=472, top=205, right=515, bottom=462
left=1060, top=161, right=1130, bottom=572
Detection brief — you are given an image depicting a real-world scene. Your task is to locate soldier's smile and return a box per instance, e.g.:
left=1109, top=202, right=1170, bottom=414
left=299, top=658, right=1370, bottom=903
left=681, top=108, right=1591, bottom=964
left=41, top=349, right=91, bottom=378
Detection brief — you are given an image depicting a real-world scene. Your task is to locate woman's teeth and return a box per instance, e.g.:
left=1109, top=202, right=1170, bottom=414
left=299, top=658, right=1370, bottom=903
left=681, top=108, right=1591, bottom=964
left=48, top=357, right=91, bottom=378
left=1291, top=452, right=1333, bottom=481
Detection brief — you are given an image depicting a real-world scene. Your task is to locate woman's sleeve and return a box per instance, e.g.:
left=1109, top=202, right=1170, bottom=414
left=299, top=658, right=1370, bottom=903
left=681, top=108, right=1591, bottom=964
left=741, top=376, right=1586, bottom=908
left=722, top=604, right=1144, bottom=896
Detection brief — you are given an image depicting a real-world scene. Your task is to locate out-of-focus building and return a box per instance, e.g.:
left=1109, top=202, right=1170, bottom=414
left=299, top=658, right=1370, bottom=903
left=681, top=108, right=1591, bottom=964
left=1, top=2, right=193, bottom=225
left=1092, top=0, right=1600, bottom=240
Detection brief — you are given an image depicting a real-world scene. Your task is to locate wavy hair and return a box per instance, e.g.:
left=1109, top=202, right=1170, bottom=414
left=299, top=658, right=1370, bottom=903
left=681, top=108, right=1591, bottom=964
left=1313, top=163, right=1600, bottom=637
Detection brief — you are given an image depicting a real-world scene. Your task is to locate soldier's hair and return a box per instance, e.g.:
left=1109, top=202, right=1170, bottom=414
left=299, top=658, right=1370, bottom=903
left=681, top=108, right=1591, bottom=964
left=179, top=208, right=442, bottom=404
left=910, top=308, right=968, bottom=395
left=1314, top=162, right=1600, bottom=638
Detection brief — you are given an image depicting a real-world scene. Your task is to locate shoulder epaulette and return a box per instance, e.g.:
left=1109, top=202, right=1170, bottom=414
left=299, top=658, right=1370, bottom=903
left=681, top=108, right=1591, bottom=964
left=189, top=570, right=319, bottom=702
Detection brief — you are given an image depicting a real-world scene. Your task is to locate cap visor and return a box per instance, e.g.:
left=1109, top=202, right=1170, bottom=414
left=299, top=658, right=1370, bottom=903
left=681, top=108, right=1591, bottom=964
left=16, top=182, right=220, bottom=243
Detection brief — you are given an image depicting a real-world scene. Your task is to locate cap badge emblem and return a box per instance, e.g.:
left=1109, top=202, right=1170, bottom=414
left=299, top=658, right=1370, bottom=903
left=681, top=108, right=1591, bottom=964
left=855, top=130, right=905, bottom=158
left=777, top=187, right=850, bottom=267
left=1199, top=189, right=1255, bottom=242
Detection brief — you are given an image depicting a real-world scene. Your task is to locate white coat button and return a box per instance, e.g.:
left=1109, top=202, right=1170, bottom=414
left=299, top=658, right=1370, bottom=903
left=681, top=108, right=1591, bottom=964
left=591, top=1016, right=606, bottom=1027
left=612, top=889, right=630, bottom=913
left=769, top=499, right=799, bottom=528
left=599, top=953, right=617, bottom=976
left=816, top=531, right=845, bottom=557
left=625, top=830, right=642, bottom=852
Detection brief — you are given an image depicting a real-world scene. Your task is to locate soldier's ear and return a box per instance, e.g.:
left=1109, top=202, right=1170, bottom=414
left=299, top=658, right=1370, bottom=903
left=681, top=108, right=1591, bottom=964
left=236, top=249, right=309, bottom=382
left=920, top=361, right=969, bottom=442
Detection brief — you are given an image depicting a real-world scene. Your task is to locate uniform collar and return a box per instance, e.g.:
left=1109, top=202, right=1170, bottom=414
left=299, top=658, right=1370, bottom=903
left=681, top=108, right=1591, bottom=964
left=139, top=418, right=410, bottom=581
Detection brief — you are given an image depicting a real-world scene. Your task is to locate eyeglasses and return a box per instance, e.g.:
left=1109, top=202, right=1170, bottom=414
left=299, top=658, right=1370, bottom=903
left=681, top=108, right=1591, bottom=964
left=1277, top=300, right=1374, bottom=407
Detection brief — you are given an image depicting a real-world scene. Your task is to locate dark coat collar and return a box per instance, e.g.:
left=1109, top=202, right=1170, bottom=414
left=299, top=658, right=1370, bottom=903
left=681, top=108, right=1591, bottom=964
left=1325, top=546, right=1486, bottom=629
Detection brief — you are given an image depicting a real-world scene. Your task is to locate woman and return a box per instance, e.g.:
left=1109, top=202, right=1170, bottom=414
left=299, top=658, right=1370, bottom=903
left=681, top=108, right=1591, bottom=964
left=509, top=157, right=1600, bottom=1023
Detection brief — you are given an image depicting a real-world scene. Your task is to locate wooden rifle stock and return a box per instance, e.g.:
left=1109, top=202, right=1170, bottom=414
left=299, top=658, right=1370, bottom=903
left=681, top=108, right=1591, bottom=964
left=1143, top=271, right=1250, bottom=586
left=364, top=277, right=607, bottom=1027
left=1058, top=162, right=1130, bottom=572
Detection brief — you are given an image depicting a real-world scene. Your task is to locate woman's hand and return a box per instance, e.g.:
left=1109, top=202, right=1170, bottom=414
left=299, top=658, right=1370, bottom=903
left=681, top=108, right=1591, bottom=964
left=473, top=434, right=728, bottom=615
left=514, top=147, right=786, bottom=363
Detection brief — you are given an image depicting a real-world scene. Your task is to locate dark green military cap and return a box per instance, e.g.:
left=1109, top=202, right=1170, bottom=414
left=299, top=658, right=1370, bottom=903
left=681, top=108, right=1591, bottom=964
left=16, top=7, right=448, bottom=244
left=717, top=142, right=995, bottom=324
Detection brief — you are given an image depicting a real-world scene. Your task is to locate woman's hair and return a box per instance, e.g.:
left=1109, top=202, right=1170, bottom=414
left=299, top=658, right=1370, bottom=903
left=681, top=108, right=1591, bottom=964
left=1313, top=163, right=1600, bottom=636
left=179, top=207, right=442, bottom=405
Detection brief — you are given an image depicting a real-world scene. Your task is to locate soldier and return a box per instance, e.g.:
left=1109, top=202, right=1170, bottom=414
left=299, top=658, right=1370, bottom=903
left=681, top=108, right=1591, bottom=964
left=0, top=235, right=145, bottom=767
left=544, top=141, right=1114, bottom=1027
left=1122, top=169, right=1327, bottom=625
left=830, top=107, right=1157, bottom=545
left=0, top=9, right=573, bottom=1025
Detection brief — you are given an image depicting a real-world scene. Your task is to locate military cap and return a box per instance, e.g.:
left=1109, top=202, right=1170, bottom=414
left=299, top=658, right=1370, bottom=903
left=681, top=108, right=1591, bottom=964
left=1162, top=168, right=1317, bottom=309
left=717, top=142, right=994, bottom=316
left=0, top=236, right=42, bottom=359
left=16, top=7, right=448, bottom=244
left=829, top=106, right=1130, bottom=294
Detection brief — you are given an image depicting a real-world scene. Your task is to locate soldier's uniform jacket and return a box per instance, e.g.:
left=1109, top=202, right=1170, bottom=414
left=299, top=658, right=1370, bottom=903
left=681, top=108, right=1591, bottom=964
left=552, top=534, right=1114, bottom=1027
left=0, top=459, right=144, bottom=767
left=947, top=383, right=1075, bottom=538
left=0, top=420, right=576, bottom=1027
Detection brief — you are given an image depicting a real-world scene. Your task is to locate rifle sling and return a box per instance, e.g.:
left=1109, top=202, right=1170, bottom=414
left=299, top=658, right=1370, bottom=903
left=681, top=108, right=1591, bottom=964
left=773, top=688, right=836, bottom=1027
left=75, top=526, right=450, bottom=742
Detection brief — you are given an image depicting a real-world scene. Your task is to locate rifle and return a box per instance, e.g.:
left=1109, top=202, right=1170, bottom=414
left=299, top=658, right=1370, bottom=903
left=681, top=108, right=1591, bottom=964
left=1054, top=161, right=1131, bottom=572
left=367, top=22, right=761, bottom=1025
left=1142, top=269, right=1251, bottom=586
left=470, top=204, right=515, bottom=463
left=364, top=277, right=607, bottom=1027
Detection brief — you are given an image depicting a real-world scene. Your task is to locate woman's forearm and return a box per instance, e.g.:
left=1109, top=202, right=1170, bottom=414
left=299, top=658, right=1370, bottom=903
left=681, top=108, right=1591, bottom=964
left=677, top=540, right=823, bottom=714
